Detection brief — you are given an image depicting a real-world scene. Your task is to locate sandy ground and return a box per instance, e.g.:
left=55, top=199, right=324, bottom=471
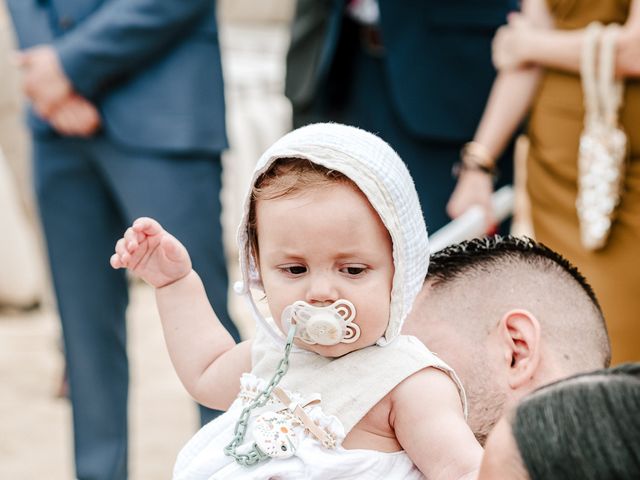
left=0, top=6, right=293, bottom=478
left=0, top=284, right=197, bottom=479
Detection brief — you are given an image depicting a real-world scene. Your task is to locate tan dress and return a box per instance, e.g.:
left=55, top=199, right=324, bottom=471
left=528, top=0, right=640, bottom=363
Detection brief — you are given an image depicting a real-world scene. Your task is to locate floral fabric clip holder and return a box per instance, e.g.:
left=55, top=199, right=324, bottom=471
left=224, top=324, right=337, bottom=467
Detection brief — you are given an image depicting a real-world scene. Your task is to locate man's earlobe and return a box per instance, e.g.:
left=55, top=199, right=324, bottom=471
left=499, top=309, right=541, bottom=389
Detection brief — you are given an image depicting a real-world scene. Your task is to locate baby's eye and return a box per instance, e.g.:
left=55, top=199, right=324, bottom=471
left=340, top=266, right=367, bottom=276
left=282, top=265, right=307, bottom=275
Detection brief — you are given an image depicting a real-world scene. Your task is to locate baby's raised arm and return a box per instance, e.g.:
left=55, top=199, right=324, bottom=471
left=392, top=368, right=482, bottom=480
left=111, top=217, right=251, bottom=410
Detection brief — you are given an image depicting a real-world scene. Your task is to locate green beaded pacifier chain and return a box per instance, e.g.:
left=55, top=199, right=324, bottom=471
left=223, top=324, right=297, bottom=466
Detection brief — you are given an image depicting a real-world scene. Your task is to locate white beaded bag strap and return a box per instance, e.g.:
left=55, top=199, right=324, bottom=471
left=581, top=22, right=603, bottom=129
left=577, top=22, right=627, bottom=250
left=598, top=24, right=624, bottom=128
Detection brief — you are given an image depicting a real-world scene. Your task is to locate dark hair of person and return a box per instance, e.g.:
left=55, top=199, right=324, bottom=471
left=512, top=363, right=640, bottom=480
left=427, top=235, right=602, bottom=315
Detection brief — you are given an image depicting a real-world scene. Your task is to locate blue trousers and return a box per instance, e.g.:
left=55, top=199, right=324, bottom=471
left=33, top=135, right=240, bottom=480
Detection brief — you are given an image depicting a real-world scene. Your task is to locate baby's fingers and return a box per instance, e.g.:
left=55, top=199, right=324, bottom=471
left=123, top=235, right=150, bottom=271
left=110, top=253, right=124, bottom=269
left=110, top=233, right=149, bottom=271
left=111, top=238, right=129, bottom=268
left=132, top=217, right=163, bottom=237
left=123, top=227, right=139, bottom=252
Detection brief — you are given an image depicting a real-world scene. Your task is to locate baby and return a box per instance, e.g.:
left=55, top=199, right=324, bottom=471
left=111, top=124, right=482, bottom=479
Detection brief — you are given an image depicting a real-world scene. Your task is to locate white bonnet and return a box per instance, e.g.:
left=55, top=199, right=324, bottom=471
left=236, top=123, right=429, bottom=345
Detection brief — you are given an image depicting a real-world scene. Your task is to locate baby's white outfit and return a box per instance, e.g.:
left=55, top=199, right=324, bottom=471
left=173, top=320, right=466, bottom=480
left=174, top=123, right=467, bottom=479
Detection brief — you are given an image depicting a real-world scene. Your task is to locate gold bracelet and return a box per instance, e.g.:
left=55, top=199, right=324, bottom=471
left=461, top=141, right=495, bottom=170
left=452, top=160, right=499, bottom=182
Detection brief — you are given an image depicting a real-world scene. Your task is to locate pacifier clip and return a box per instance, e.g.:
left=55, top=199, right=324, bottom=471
left=223, top=324, right=336, bottom=466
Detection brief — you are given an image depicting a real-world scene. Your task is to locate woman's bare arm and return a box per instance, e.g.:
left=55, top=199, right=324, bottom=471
left=447, top=0, right=552, bottom=227
left=497, top=0, right=640, bottom=76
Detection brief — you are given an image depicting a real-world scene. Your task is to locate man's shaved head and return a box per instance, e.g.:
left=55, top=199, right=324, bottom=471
left=404, top=236, right=610, bottom=443
left=425, top=236, right=610, bottom=369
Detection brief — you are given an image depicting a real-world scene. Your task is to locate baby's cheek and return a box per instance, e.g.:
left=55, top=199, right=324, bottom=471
left=269, top=303, right=293, bottom=336
left=360, top=309, right=389, bottom=342
left=353, top=326, right=382, bottom=349
left=271, top=308, right=285, bottom=330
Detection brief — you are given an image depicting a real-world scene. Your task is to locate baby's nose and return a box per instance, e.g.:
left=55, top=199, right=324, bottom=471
left=305, top=273, right=338, bottom=306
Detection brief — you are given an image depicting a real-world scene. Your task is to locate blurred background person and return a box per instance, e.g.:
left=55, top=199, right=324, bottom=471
left=448, top=0, right=640, bottom=364
left=6, top=0, right=241, bottom=478
left=285, top=0, right=518, bottom=232
left=478, top=363, right=640, bottom=480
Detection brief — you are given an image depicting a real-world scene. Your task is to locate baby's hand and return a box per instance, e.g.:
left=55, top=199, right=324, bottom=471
left=110, top=217, right=192, bottom=288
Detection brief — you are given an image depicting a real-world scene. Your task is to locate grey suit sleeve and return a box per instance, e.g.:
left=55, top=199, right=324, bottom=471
left=55, top=0, right=214, bottom=98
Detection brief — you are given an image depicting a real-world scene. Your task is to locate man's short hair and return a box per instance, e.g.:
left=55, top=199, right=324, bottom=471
left=427, top=235, right=611, bottom=368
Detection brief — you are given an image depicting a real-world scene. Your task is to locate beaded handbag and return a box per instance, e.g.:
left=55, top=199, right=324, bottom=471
left=576, top=22, right=628, bottom=250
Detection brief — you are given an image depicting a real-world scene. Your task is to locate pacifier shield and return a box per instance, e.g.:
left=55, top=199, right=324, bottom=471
left=281, top=299, right=360, bottom=346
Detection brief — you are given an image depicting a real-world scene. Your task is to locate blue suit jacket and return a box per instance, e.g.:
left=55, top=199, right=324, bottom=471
left=378, top=0, right=516, bottom=141
left=7, top=0, right=227, bottom=153
left=286, top=0, right=517, bottom=142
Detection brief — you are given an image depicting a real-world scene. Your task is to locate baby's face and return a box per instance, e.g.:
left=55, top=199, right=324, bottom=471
left=256, top=182, right=394, bottom=357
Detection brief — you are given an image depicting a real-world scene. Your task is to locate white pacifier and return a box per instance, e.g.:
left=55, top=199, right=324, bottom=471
left=281, top=299, right=360, bottom=346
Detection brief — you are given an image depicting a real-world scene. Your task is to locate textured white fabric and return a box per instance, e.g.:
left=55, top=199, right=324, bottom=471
left=173, top=375, right=425, bottom=480
left=251, top=319, right=468, bottom=435
left=173, top=323, right=466, bottom=480
left=236, top=123, right=430, bottom=345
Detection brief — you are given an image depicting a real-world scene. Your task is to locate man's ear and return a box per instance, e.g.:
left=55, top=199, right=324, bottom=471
left=498, top=309, right=541, bottom=389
